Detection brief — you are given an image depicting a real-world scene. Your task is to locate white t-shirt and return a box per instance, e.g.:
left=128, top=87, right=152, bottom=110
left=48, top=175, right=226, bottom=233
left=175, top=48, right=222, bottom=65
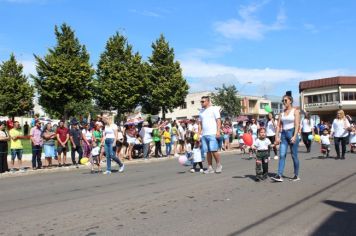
left=139, top=127, right=153, bottom=144
left=301, top=118, right=314, bottom=133
left=331, top=118, right=350, bottom=138
left=253, top=138, right=271, bottom=151
left=193, top=124, right=199, bottom=133
left=82, top=129, right=92, bottom=141
left=117, top=131, right=124, bottom=141
left=281, top=108, right=295, bottom=130
left=320, top=134, right=330, bottom=145
left=250, top=124, right=258, bottom=135
left=178, top=125, right=185, bottom=140
left=193, top=148, right=202, bottom=162
left=266, top=120, right=276, bottom=136
left=349, top=132, right=356, bottom=144
left=104, top=124, right=117, bottom=139
left=199, top=106, right=220, bottom=136
left=187, top=124, right=193, bottom=132
left=91, top=146, right=100, bottom=156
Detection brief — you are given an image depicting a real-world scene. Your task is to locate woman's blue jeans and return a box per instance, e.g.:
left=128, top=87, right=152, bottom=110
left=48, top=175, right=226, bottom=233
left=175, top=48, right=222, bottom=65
left=278, top=128, right=300, bottom=176
left=104, top=138, right=123, bottom=171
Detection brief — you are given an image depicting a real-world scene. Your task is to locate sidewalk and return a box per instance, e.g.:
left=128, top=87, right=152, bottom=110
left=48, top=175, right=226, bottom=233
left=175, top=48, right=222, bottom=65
left=1, top=144, right=243, bottom=179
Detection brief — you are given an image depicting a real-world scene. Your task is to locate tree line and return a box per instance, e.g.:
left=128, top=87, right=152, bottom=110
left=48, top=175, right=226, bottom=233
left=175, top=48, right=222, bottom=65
left=0, top=23, right=189, bottom=121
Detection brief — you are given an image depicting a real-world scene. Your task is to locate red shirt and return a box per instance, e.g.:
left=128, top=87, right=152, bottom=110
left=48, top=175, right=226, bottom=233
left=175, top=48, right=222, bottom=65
left=56, top=127, right=69, bottom=143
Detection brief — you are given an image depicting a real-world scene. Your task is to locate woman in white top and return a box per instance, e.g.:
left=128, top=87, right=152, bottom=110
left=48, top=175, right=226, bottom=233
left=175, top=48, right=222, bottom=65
left=272, top=91, right=301, bottom=182
left=81, top=123, right=93, bottom=158
left=299, top=112, right=315, bottom=153
left=102, top=115, right=124, bottom=174
left=330, top=109, right=351, bottom=159
left=266, top=112, right=278, bottom=159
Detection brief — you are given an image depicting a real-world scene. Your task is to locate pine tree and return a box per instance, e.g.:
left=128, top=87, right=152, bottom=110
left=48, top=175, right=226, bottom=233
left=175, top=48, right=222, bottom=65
left=211, top=84, right=242, bottom=118
left=144, top=34, right=189, bottom=118
left=0, top=54, right=34, bottom=119
left=32, top=23, right=94, bottom=119
left=95, top=32, right=146, bottom=120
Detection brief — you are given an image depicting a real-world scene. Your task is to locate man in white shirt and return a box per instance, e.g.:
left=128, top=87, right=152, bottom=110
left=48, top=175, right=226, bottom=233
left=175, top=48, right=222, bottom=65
left=139, top=121, right=153, bottom=160
left=198, top=96, right=222, bottom=174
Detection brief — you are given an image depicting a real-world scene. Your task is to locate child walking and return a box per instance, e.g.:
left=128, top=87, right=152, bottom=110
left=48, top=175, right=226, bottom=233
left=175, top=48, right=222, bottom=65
left=320, top=129, right=331, bottom=158
left=190, top=140, right=204, bottom=173
left=252, top=128, right=272, bottom=181
left=90, top=141, right=101, bottom=173
left=349, top=126, right=356, bottom=153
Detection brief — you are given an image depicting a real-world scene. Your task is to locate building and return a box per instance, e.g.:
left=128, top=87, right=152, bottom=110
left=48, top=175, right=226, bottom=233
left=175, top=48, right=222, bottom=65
left=264, top=95, right=284, bottom=115
left=162, top=91, right=273, bottom=121
left=299, top=76, right=356, bottom=121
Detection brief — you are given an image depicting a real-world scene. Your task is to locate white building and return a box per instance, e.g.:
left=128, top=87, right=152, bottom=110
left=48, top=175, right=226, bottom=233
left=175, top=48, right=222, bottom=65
left=162, top=91, right=274, bottom=121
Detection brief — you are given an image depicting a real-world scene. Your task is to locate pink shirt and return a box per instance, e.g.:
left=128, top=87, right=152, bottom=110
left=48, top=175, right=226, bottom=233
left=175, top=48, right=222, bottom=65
left=31, top=127, right=43, bottom=146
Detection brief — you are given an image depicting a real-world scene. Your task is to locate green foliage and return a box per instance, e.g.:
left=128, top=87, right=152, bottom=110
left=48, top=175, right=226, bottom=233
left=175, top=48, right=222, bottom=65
left=211, top=84, right=242, bottom=118
left=95, top=32, right=146, bottom=118
left=143, top=34, right=189, bottom=117
left=32, top=23, right=94, bottom=119
left=0, top=54, right=34, bottom=118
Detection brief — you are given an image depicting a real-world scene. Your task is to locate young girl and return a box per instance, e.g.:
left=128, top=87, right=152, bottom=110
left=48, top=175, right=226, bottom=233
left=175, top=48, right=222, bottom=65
left=90, top=141, right=101, bottom=173
left=252, top=128, right=272, bottom=181
left=320, top=129, right=331, bottom=158
left=163, top=126, right=172, bottom=156
left=190, top=140, right=204, bottom=173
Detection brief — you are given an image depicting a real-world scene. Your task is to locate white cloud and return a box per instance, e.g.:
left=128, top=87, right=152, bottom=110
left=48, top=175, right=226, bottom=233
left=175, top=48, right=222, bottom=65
left=213, top=1, right=286, bottom=40
left=180, top=58, right=350, bottom=94
left=130, top=9, right=162, bottom=18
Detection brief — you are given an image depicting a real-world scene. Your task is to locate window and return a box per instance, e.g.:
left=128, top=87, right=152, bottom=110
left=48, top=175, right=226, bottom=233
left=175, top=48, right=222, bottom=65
left=180, top=102, right=187, bottom=109
left=342, top=92, right=356, bottom=101
left=305, top=92, right=340, bottom=104
left=260, top=103, right=269, bottom=109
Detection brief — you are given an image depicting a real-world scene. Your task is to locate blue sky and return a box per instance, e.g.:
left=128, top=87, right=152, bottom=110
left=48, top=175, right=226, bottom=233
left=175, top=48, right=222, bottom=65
left=1, top=0, right=356, bottom=99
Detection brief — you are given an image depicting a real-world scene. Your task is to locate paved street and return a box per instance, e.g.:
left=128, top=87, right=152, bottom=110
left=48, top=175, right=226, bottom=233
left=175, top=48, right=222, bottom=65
left=1, top=144, right=356, bottom=236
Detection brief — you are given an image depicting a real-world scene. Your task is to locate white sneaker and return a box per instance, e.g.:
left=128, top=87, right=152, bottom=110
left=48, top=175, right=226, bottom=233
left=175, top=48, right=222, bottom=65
left=190, top=168, right=195, bottom=173
left=199, top=168, right=204, bottom=173
left=215, top=164, right=222, bottom=173
left=204, top=166, right=214, bottom=174
left=103, top=170, right=111, bottom=175
left=274, top=156, right=279, bottom=160
left=19, top=169, right=26, bottom=173
left=119, top=164, right=125, bottom=173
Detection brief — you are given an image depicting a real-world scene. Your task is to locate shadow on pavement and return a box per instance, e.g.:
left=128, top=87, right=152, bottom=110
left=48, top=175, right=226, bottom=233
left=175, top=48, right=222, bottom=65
left=311, top=200, right=356, bottom=236
left=227, top=172, right=356, bottom=236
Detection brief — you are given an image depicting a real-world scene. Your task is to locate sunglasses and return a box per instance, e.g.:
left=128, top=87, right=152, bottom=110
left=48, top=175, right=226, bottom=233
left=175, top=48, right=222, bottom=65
left=282, top=99, right=289, bottom=103
left=200, top=100, right=206, bottom=103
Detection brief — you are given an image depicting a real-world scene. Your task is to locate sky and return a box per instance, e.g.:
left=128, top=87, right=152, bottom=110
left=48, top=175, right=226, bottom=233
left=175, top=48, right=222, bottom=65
left=1, top=0, right=356, bottom=99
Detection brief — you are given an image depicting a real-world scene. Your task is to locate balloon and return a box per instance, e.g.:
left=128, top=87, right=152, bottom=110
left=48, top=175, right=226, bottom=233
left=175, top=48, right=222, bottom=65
left=242, top=133, right=253, bottom=146
left=80, top=157, right=89, bottom=165
left=314, top=135, right=321, bottom=142
left=178, top=155, right=188, bottom=165
left=193, top=133, right=198, bottom=141
left=264, top=105, right=272, bottom=113
left=308, top=134, right=314, bottom=141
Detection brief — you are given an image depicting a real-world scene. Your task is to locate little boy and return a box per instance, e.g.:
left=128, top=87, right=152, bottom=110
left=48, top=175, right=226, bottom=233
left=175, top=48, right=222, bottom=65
left=190, top=141, right=204, bottom=173
left=252, top=128, right=272, bottom=181
left=90, top=142, right=101, bottom=173
left=320, top=129, right=331, bottom=158
left=349, top=126, right=356, bottom=153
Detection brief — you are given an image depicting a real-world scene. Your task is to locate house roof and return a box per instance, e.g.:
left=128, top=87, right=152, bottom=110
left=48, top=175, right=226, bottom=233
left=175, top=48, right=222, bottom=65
left=299, top=76, right=356, bottom=92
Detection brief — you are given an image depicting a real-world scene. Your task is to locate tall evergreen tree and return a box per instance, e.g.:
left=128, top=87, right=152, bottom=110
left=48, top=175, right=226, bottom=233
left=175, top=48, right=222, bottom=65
left=95, top=32, right=146, bottom=120
left=0, top=54, right=34, bottom=119
left=33, top=23, right=94, bottom=119
left=144, top=34, right=189, bottom=117
left=211, top=84, right=242, bottom=118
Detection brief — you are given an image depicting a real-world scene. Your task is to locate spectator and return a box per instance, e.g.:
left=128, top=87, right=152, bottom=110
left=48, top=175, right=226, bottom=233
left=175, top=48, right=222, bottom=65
left=300, top=112, right=315, bottom=153
left=56, top=120, right=69, bottom=167
left=42, top=123, right=56, bottom=168
left=9, top=121, right=25, bottom=173
left=139, top=121, right=153, bottom=160
left=69, top=120, right=83, bottom=167
left=30, top=120, right=43, bottom=169
left=23, top=121, right=29, bottom=136
left=331, top=109, right=351, bottom=160
left=0, top=121, right=10, bottom=173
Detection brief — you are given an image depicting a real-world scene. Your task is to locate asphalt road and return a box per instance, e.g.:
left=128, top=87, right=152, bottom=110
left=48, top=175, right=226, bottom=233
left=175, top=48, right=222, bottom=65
left=1, top=144, right=356, bottom=236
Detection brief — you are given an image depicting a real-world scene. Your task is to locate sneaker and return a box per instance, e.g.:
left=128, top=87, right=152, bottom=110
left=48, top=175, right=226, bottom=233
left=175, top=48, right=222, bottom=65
left=215, top=164, right=223, bottom=173
left=290, top=175, right=300, bottom=181
left=271, top=175, right=283, bottom=182
left=119, top=164, right=125, bottom=173
left=200, top=168, right=204, bottom=173
left=103, top=170, right=111, bottom=175
left=204, top=166, right=215, bottom=174
left=10, top=168, right=16, bottom=173
left=190, top=168, right=195, bottom=173
left=19, top=168, right=26, bottom=173
left=274, top=156, right=279, bottom=160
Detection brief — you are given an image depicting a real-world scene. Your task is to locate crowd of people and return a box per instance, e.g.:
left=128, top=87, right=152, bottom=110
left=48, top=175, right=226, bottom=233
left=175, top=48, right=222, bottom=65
left=0, top=91, right=355, bottom=181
